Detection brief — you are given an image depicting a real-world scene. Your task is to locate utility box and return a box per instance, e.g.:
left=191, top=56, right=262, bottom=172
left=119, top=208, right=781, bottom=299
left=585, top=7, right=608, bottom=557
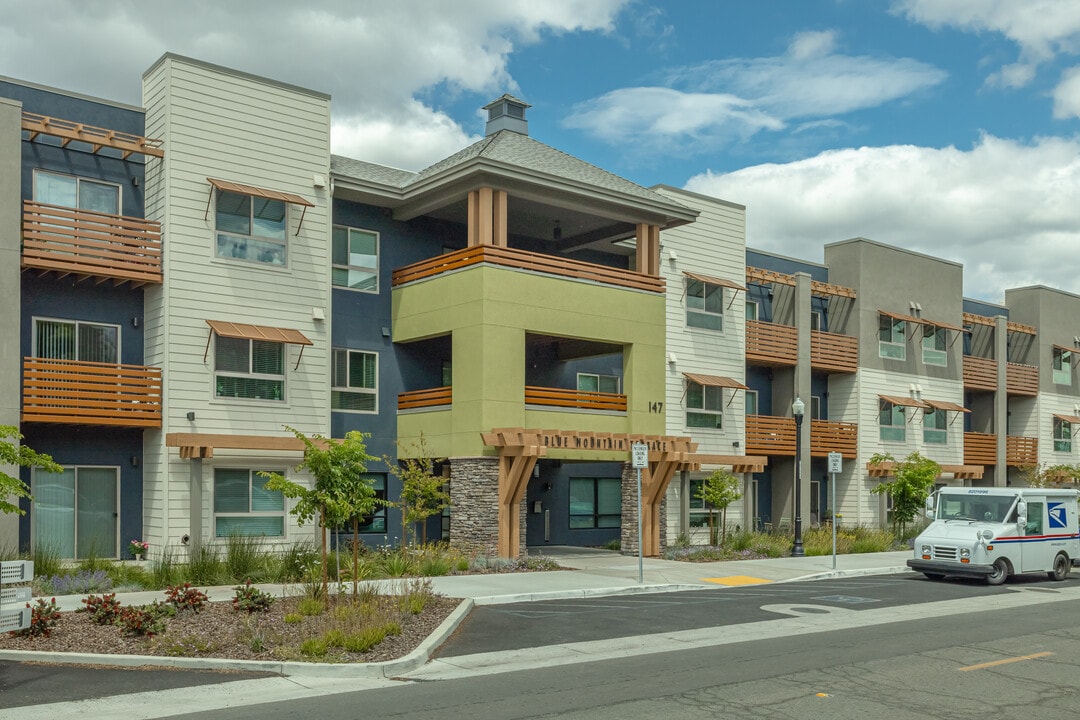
left=0, top=560, right=35, bottom=633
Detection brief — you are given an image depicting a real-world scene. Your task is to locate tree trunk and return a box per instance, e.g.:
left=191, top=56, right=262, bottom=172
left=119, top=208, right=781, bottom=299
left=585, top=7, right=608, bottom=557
left=420, top=518, right=427, bottom=546
left=352, top=516, right=359, bottom=597
left=319, top=504, right=328, bottom=598
left=709, top=507, right=715, bottom=546
left=720, top=507, right=727, bottom=546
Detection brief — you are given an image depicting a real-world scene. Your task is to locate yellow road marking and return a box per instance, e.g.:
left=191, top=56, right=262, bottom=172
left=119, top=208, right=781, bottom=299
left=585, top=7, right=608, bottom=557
left=702, top=575, right=772, bottom=586
left=959, top=651, right=1053, bottom=672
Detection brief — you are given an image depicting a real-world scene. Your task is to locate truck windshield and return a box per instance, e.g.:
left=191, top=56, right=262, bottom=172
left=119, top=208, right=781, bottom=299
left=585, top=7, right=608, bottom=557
left=936, top=494, right=1016, bottom=522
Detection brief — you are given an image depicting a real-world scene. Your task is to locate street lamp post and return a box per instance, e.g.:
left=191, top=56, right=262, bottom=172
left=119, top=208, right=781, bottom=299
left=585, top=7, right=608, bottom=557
left=791, top=397, right=806, bottom=557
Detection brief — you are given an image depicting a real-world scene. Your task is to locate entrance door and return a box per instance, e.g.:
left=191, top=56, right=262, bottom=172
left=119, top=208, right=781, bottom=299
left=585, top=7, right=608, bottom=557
left=33, top=467, right=118, bottom=559
left=1019, top=500, right=1045, bottom=572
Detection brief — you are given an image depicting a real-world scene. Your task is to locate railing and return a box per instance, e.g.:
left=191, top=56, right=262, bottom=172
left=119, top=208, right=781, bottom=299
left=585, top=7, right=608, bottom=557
left=524, top=386, right=627, bottom=412
left=746, top=320, right=797, bottom=367
left=391, top=245, right=665, bottom=294
left=22, top=200, right=163, bottom=285
left=810, top=330, right=857, bottom=373
left=745, top=414, right=796, bottom=456
left=1006, top=435, right=1038, bottom=467
left=963, top=356, right=997, bottom=392
left=1006, top=363, right=1038, bottom=396
left=397, top=387, right=452, bottom=410
left=964, top=432, right=997, bottom=465
left=810, top=420, right=858, bottom=457
left=22, top=357, right=162, bottom=427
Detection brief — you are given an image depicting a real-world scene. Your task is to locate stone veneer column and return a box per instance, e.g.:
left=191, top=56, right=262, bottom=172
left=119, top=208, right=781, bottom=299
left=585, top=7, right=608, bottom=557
left=449, top=457, right=528, bottom=558
left=619, top=462, right=666, bottom=556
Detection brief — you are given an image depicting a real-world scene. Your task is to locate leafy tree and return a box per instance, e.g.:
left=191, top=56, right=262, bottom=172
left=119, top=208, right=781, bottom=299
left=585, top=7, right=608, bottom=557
left=1018, top=463, right=1080, bottom=488
left=695, top=469, right=742, bottom=546
left=869, top=451, right=940, bottom=537
left=260, top=428, right=379, bottom=596
left=384, top=434, right=450, bottom=546
left=0, top=425, right=63, bottom=515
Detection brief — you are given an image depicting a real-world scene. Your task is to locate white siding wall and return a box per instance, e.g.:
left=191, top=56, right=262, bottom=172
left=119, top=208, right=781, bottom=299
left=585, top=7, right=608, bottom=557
left=142, top=56, right=330, bottom=551
left=1034, top=391, right=1080, bottom=466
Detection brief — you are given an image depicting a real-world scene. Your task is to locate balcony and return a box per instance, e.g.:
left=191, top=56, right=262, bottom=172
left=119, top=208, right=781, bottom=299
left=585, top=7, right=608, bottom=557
left=1006, top=363, right=1038, bottom=396
left=745, top=414, right=796, bottom=456
left=525, top=386, right=627, bottom=413
left=1006, top=435, right=1038, bottom=466
left=398, top=387, right=452, bottom=411
left=963, top=356, right=997, bottom=392
left=810, top=419, right=858, bottom=457
left=22, top=357, right=162, bottom=427
left=22, top=200, right=163, bottom=286
left=810, top=330, right=857, bottom=374
left=964, top=432, right=997, bottom=465
left=746, top=321, right=797, bottom=367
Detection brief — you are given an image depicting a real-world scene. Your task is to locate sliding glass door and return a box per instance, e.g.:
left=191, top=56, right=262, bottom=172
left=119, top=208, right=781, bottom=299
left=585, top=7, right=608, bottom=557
left=33, top=467, right=118, bottom=559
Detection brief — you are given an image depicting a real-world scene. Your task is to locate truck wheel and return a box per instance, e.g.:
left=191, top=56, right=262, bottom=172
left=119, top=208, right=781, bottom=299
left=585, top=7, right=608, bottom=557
left=1048, top=553, right=1070, bottom=582
left=986, top=559, right=1009, bottom=586
left=923, top=573, right=944, bottom=581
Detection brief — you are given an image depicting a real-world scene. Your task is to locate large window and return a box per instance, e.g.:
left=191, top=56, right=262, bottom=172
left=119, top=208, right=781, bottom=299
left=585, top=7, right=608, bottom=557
left=687, top=279, right=724, bottom=331
left=1053, top=348, right=1072, bottom=386
left=332, top=349, right=377, bottom=412
left=686, top=381, right=723, bottom=429
left=577, top=373, right=620, bottom=394
left=744, top=389, right=758, bottom=417
left=215, top=190, right=287, bottom=266
left=355, top=473, right=387, bottom=533
left=34, top=318, right=119, bottom=363
left=923, top=325, right=947, bottom=366
left=924, top=409, right=947, bottom=444
left=214, top=468, right=286, bottom=537
left=34, top=170, right=120, bottom=214
left=745, top=300, right=758, bottom=321
left=879, top=401, right=906, bottom=442
left=32, top=466, right=118, bottom=559
left=1054, top=417, right=1072, bottom=453
left=215, top=336, right=285, bottom=401
left=879, top=315, right=906, bottom=360
left=569, top=477, right=621, bottom=529
left=332, top=226, right=379, bottom=292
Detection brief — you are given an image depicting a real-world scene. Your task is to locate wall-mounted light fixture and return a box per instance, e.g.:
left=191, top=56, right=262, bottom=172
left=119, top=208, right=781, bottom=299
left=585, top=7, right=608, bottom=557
left=312, top=307, right=326, bottom=321
left=186, top=411, right=196, bottom=421
left=667, top=352, right=678, bottom=364
left=131, top=455, right=139, bottom=467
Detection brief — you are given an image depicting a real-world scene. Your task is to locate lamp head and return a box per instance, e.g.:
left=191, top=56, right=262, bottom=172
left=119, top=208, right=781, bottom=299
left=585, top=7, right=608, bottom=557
left=792, top=397, right=805, bottom=417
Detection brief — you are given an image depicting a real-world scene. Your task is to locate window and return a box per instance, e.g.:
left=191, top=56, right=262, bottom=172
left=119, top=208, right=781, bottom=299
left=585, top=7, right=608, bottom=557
left=332, top=226, right=379, bottom=292
left=32, top=466, right=118, bottom=559
left=331, top=349, right=377, bottom=412
left=441, top=360, right=453, bottom=387
left=569, top=477, right=621, bottom=529
left=215, top=190, right=287, bottom=266
left=1053, top=348, right=1072, bottom=386
left=810, top=395, right=821, bottom=420
left=1054, top=417, right=1072, bottom=452
left=924, top=409, right=947, bottom=444
left=810, top=311, right=822, bottom=331
left=577, top=373, right=620, bottom=394
left=34, top=318, right=119, bottom=363
left=687, top=279, right=723, bottom=331
left=744, top=389, right=758, bottom=417
left=879, top=401, right=906, bottom=442
left=1024, top=502, right=1045, bottom=535
left=355, top=474, right=387, bottom=533
left=215, top=336, right=284, bottom=401
left=34, top=170, right=120, bottom=214
left=745, top=300, right=758, bottom=321
left=688, top=476, right=708, bottom=527
left=214, top=468, right=286, bottom=537
left=879, top=315, right=906, bottom=359
left=687, top=381, right=723, bottom=429
left=923, top=325, right=947, bottom=366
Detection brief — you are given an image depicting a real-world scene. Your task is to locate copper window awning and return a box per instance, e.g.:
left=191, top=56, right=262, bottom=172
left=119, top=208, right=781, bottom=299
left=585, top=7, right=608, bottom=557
left=923, top=399, right=970, bottom=413
left=684, top=271, right=746, bottom=309
left=878, top=310, right=962, bottom=332
left=204, top=320, right=313, bottom=369
left=879, top=393, right=930, bottom=409
left=206, top=177, right=314, bottom=235
left=683, top=372, right=747, bottom=408
left=1053, top=413, right=1080, bottom=424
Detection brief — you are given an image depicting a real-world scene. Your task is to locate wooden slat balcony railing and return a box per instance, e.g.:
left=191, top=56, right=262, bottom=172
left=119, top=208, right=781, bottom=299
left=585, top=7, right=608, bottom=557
left=397, top=387, right=452, bottom=410
left=745, top=414, right=796, bottom=456
left=524, top=386, right=627, bottom=412
left=964, top=432, right=997, bottom=465
left=22, top=357, right=162, bottom=427
left=963, top=356, right=998, bottom=392
left=746, top=320, right=797, bottom=367
left=810, top=419, right=858, bottom=457
left=22, top=200, right=163, bottom=286
left=1006, top=362, right=1038, bottom=396
left=810, top=330, right=858, bottom=373
left=392, top=245, right=665, bottom=294
left=1006, top=435, right=1038, bottom=467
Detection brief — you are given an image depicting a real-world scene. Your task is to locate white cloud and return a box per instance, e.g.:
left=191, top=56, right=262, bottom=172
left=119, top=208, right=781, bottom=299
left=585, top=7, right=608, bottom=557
left=684, top=134, right=1080, bottom=302
left=564, top=30, right=944, bottom=149
left=1053, top=66, right=1080, bottom=119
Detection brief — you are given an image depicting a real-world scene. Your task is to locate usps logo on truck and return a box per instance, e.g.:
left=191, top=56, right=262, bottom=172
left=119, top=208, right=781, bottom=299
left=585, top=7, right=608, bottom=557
left=1048, top=501, right=1068, bottom=530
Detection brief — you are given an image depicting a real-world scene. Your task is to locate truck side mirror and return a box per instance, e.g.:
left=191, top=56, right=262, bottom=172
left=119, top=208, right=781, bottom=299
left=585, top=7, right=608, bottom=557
left=924, top=495, right=935, bottom=519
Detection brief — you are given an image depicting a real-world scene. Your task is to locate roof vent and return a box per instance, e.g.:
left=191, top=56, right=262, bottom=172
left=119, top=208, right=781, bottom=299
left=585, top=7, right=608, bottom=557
left=483, top=94, right=531, bottom=136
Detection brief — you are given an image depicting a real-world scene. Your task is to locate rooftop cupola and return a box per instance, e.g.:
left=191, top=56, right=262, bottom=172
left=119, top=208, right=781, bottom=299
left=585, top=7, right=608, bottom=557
left=483, top=94, right=531, bottom=136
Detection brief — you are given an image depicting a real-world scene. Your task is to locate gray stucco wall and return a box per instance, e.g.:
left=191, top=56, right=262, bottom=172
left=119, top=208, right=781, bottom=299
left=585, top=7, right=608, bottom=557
left=0, top=97, right=22, bottom=548
left=1005, top=286, right=1080, bottom=396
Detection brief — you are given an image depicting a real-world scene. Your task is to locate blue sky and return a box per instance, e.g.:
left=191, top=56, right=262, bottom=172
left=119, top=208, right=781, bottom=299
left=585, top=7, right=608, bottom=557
left=2, top=1, right=1080, bottom=302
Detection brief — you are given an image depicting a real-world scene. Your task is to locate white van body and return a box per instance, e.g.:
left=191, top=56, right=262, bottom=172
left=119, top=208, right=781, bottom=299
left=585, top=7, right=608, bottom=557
left=907, top=487, right=1080, bottom=584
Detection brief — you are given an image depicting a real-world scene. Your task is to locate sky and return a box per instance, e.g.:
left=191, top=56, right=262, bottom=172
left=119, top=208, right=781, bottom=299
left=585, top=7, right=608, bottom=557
left=2, top=0, right=1080, bottom=303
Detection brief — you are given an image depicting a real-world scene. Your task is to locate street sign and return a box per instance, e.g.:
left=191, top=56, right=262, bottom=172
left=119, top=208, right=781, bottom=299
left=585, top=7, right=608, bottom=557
left=631, top=442, right=649, bottom=469
left=828, top=452, right=843, bottom=474
left=0, top=560, right=35, bottom=633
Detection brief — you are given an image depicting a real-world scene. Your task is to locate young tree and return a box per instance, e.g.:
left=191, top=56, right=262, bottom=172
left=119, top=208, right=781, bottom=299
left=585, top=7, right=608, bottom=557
left=0, top=425, right=63, bottom=515
left=869, top=451, right=940, bottom=537
left=695, top=469, right=742, bottom=546
left=261, top=428, right=379, bottom=596
left=384, top=434, right=450, bottom=546
left=1018, top=463, right=1080, bottom=488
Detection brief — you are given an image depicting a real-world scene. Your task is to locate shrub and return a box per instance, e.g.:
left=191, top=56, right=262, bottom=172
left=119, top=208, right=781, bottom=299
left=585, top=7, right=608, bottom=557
left=232, top=580, right=275, bottom=613
left=82, top=593, right=123, bottom=625
left=165, top=583, right=209, bottom=613
left=186, top=544, right=226, bottom=586
left=117, top=606, right=167, bottom=637
left=300, top=637, right=328, bottom=657
left=150, top=546, right=181, bottom=589
left=284, top=612, right=304, bottom=624
left=297, top=597, right=324, bottom=617
left=226, top=534, right=270, bottom=583
left=11, top=598, right=61, bottom=638
left=379, top=551, right=414, bottom=578
left=341, top=625, right=386, bottom=653
left=40, top=569, right=112, bottom=596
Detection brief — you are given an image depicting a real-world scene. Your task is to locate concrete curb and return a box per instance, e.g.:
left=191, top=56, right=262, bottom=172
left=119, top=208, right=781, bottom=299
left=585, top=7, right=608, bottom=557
left=470, top=583, right=707, bottom=605
left=779, top=565, right=914, bottom=583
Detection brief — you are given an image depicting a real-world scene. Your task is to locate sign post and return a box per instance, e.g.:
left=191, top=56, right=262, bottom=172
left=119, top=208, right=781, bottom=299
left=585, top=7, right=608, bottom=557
left=631, top=442, right=649, bottom=584
left=827, top=452, right=842, bottom=570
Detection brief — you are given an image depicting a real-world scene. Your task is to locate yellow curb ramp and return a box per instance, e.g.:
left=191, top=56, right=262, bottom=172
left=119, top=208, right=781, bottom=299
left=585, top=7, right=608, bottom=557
left=701, top=576, right=772, bottom=586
